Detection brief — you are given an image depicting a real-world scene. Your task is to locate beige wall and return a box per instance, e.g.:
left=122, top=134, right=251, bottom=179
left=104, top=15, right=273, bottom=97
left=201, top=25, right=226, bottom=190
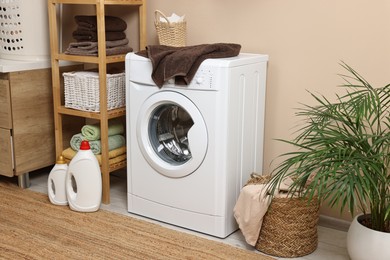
left=146, top=0, right=390, bottom=220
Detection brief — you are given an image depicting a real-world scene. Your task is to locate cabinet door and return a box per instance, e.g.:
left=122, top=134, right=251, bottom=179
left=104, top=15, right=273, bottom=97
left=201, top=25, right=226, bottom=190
left=0, top=128, right=14, bottom=177
left=9, top=69, right=55, bottom=175
left=10, top=69, right=55, bottom=175
left=0, top=79, right=12, bottom=129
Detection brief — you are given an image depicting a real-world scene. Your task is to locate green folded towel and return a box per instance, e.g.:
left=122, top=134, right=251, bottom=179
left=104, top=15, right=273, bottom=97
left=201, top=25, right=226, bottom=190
left=89, top=135, right=126, bottom=155
left=70, top=133, right=85, bottom=151
left=70, top=133, right=126, bottom=155
left=81, top=122, right=124, bottom=141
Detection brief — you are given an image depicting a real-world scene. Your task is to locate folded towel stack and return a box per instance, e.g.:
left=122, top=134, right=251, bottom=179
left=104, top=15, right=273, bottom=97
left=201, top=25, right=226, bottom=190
left=81, top=122, right=124, bottom=141
left=70, top=133, right=126, bottom=155
left=65, top=15, right=133, bottom=56
left=62, top=146, right=127, bottom=166
left=69, top=122, right=126, bottom=155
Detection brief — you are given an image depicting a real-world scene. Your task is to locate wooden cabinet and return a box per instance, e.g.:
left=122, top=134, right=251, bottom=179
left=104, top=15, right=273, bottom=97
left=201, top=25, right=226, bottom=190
left=0, top=69, right=55, bottom=185
left=47, top=0, right=146, bottom=204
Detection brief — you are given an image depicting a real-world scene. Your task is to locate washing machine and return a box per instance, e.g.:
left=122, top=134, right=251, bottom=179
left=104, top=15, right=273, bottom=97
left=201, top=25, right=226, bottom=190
left=125, top=52, right=268, bottom=238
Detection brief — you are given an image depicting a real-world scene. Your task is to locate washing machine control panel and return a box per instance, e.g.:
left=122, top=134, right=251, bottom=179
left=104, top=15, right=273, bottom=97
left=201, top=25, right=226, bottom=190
left=189, top=66, right=219, bottom=90
left=166, top=66, right=220, bottom=91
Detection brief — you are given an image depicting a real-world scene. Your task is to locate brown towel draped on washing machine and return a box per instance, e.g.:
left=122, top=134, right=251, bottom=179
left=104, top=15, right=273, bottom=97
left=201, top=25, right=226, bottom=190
left=136, top=43, right=241, bottom=88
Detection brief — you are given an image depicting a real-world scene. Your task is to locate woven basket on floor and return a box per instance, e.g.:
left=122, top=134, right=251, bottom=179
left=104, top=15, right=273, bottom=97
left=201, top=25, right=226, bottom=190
left=247, top=174, right=320, bottom=258
left=154, top=10, right=186, bottom=47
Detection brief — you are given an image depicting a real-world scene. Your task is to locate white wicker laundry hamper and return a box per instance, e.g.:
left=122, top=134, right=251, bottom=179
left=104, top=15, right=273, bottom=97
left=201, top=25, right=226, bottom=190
left=63, top=71, right=126, bottom=112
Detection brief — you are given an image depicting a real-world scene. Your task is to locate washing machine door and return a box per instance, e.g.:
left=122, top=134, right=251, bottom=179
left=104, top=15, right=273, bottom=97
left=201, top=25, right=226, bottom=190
left=137, top=91, right=208, bottom=178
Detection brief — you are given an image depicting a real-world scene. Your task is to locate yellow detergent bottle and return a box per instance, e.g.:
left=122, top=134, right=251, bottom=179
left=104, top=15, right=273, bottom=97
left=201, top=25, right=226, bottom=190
left=48, top=155, right=68, bottom=205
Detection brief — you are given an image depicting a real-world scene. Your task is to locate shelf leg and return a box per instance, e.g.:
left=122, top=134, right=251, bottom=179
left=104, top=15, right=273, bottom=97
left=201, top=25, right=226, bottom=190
left=101, top=171, right=110, bottom=204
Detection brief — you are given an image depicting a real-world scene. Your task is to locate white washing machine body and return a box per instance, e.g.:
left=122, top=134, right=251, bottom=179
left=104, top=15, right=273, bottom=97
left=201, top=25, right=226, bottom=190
left=125, top=52, right=268, bottom=238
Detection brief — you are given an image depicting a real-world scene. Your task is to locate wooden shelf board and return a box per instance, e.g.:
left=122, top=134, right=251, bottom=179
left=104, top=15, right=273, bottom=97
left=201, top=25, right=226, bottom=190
left=105, top=0, right=143, bottom=5
left=57, top=106, right=126, bottom=120
left=55, top=53, right=126, bottom=64
left=109, top=160, right=127, bottom=172
left=65, top=158, right=126, bottom=173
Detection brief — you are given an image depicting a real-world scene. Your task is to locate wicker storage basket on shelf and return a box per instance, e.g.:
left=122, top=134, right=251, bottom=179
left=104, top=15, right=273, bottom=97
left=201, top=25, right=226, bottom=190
left=154, top=10, right=186, bottom=47
left=63, top=71, right=125, bottom=112
left=247, top=174, right=320, bottom=258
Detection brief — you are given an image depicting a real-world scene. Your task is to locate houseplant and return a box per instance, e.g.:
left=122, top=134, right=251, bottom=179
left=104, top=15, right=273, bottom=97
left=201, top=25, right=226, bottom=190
left=267, top=62, right=390, bottom=259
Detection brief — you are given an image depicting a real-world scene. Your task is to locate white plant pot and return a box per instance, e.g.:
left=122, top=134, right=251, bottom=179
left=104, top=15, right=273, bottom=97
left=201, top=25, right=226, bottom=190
left=347, top=214, right=390, bottom=260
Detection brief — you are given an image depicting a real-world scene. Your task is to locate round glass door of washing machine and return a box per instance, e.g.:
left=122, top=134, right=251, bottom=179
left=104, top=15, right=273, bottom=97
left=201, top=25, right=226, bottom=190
left=136, top=91, right=208, bottom=178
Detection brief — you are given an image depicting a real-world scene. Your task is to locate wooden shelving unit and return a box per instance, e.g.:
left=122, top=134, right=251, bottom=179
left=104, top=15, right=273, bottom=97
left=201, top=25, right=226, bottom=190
left=47, top=0, right=146, bottom=204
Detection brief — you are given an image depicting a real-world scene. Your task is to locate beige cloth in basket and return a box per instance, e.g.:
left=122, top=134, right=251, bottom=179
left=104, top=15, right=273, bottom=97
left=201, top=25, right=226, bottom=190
left=233, top=177, right=294, bottom=246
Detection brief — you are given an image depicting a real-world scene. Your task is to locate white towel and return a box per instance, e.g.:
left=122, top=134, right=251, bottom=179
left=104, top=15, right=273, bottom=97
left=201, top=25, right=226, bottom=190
left=160, top=13, right=185, bottom=23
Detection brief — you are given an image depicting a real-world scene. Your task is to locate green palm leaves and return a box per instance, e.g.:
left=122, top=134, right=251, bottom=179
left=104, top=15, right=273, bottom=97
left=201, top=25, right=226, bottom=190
left=268, top=62, right=390, bottom=232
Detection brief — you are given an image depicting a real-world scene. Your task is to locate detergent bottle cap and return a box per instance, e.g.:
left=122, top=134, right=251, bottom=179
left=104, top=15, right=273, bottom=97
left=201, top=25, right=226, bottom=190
left=80, top=140, right=91, bottom=150
left=56, top=155, right=67, bottom=164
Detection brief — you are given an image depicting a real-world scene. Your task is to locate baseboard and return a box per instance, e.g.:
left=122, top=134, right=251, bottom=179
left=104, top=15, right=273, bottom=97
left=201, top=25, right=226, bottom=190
left=318, top=215, right=351, bottom=232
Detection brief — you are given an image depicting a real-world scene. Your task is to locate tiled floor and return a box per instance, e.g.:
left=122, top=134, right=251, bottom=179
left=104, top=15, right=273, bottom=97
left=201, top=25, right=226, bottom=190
left=24, top=168, right=350, bottom=260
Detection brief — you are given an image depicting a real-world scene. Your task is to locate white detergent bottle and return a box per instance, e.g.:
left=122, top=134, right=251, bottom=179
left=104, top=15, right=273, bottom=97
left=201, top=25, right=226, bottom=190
left=66, top=140, right=102, bottom=212
left=48, top=155, right=68, bottom=205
